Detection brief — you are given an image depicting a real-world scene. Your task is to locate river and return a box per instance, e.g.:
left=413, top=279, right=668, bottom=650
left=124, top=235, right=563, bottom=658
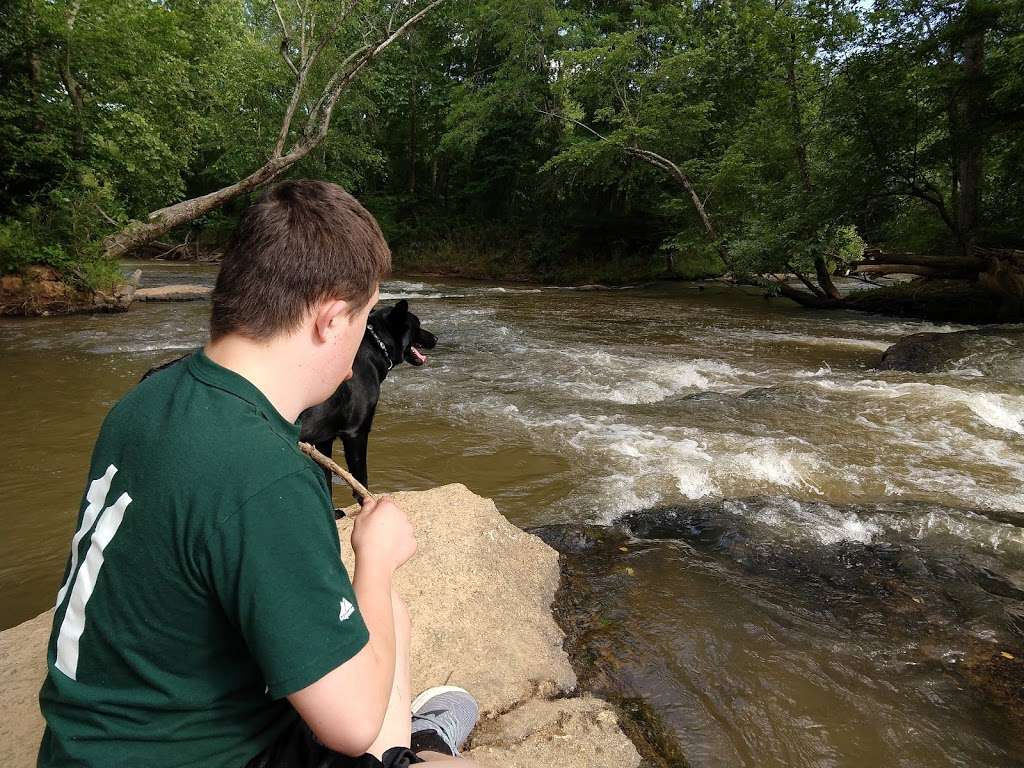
left=1, top=262, right=1021, bottom=766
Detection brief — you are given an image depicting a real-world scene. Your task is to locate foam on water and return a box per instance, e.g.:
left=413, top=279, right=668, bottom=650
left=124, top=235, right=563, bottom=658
left=563, top=354, right=745, bottom=404
left=724, top=496, right=1024, bottom=552
left=378, top=291, right=468, bottom=301
left=379, top=279, right=1023, bottom=528
left=747, top=330, right=892, bottom=352
left=814, top=378, right=1024, bottom=435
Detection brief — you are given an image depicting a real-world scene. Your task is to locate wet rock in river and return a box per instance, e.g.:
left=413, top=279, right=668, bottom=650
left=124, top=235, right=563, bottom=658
left=877, top=331, right=971, bottom=372
left=877, top=325, right=1024, bottom=373
left=135, top=284, right=212, bottom=301
left=546, top=496, right=1024, bottom=760
left=527, top=522, right=626, bottom=555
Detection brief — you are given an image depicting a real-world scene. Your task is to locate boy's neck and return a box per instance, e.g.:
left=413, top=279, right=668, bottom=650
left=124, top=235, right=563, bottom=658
left=204, top=334, right=310, bottom=424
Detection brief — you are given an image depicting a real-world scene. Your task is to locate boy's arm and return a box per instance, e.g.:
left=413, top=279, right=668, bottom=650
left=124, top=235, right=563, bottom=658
left=287, top=496, right=415, bottom=756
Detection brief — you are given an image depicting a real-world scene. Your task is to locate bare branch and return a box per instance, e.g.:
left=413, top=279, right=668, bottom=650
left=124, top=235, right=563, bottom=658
left=271, top=0, right=299, bottom=76
left=273, top=67, right=308, bottom=157
left=93, top=203, right=118, bottom=228
left=309, top=0, right=362, bottom=70
left=304, top=0, right=445, bottom=147
left=535, top=108, right=612, bottom=143
left=786, top=261, right=826, bottom=297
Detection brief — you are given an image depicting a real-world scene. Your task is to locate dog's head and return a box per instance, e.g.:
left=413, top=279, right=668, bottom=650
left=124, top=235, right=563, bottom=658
left=370, top=299, right=437, bottom=367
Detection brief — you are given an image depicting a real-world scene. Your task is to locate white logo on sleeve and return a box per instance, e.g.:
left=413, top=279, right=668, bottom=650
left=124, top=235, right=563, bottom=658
left=339, top=598, right=355, bottom=622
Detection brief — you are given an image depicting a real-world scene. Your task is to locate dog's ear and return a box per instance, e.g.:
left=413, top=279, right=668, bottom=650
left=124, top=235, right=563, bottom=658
left=390, top=299, right=409, bottom=326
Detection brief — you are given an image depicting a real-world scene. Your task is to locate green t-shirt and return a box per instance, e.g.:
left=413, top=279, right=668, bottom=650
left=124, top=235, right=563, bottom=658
left=38, top=349, right=369, bottom=768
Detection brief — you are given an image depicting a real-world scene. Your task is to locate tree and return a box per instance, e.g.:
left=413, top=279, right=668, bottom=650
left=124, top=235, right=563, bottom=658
left=103, top=0, right=444, bottom=259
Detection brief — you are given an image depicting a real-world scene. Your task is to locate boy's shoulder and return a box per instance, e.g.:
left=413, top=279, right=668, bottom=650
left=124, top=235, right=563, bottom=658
left=96, top=353, right=321, bottom=516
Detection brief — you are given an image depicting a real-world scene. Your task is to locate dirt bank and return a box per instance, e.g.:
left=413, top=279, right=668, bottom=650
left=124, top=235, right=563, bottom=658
left=0, top=266, right=140, bottom=317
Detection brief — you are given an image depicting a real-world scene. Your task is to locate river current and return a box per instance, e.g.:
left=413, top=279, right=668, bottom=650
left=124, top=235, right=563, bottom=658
left=1, top=262, right=1021, bottom=766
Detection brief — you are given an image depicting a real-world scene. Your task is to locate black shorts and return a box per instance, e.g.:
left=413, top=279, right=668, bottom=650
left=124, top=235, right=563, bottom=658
left=245, top=715, right=425, bottom=768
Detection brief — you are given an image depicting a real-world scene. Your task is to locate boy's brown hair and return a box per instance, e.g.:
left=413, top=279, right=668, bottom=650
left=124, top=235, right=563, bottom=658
left=210, top=180, right=391, bottom=341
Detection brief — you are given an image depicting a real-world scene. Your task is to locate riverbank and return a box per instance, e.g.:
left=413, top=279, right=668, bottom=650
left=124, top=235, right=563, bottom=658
left=0, top=484, right=641, bottom=768
left=393, top=241, right=723, bottom=285
left=0, top=266, right=141, bottom=317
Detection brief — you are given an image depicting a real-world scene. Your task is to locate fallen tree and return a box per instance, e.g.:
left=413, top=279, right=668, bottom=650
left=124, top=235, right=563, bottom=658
left=539, top=109, right=1022, bottom=322
left=102, top=0, right=444, bottom=260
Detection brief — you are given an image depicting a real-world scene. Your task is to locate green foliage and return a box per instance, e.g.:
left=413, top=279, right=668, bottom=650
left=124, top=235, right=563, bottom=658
left=0, top=173, right=125, bottom=289
left=1, top=0, right=1022, bottom=290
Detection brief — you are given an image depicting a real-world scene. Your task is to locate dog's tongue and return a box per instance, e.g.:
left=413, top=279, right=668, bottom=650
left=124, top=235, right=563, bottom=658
left=411, top=346, right=427, bottom=364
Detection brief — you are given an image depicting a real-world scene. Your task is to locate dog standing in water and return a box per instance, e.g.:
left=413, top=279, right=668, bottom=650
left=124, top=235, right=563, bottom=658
left=301, top=298, right=436, bottom=499
left=143, top=298, right=436, bottom=500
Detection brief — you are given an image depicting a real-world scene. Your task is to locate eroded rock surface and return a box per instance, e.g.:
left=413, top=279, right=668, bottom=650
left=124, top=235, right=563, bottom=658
left=0, top=266, right=139, bottom=316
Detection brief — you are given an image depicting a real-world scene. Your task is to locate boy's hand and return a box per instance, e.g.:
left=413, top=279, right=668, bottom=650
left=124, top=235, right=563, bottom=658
left=351, top=495, right=416, bottom=576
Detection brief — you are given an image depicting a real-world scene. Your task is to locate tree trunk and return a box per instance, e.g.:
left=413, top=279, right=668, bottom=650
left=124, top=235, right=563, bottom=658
left=785, top=35, right=842, bottom=301
left=61, top=0, right=85, bottom=159
left=855, top=263, right=974, bottom=277
left=104, top=153, right=302, bottom=259
left=955, top=15, right=986, bottom=256
left=28, top=51, right=44, bottom=131
left=408, top=74, right=417, bottom=194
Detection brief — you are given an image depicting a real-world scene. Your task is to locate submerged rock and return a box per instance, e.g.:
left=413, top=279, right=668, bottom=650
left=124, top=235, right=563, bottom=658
left=542, top=497, right=1024, bottom=764
left=0, top=484, right=640, bottom=768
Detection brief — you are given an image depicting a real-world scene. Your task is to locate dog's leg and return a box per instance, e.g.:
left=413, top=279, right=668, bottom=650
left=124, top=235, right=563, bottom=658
left=340, top=432, right=370, bottom=504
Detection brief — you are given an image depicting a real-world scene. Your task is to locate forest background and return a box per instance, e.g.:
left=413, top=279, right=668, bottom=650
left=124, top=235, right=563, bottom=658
left=1, top=0, right=1022, bottom=309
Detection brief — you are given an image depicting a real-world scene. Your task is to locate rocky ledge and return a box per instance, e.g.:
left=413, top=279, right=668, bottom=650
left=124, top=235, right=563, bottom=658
left=0, top=484, right=640, bottom=768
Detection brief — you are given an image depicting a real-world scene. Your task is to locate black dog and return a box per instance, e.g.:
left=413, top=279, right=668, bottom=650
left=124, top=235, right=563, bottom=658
left=142, top=299, right=437, bottom=502
left=300, top=299, right=436, bottom=497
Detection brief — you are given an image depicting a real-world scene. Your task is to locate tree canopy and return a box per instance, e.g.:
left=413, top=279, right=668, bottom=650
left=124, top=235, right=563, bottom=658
left=1, top=0, right=1022, bottom=294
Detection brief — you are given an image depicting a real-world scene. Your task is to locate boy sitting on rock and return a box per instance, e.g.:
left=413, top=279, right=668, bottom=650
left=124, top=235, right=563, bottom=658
left=38, top=180, right=478, bottom=768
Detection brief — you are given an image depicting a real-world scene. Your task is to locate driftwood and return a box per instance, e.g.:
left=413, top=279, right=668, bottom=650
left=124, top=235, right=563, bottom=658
left=298, top=441, right=375, bottom=510
left=851, top=248, right=1023, bottom=297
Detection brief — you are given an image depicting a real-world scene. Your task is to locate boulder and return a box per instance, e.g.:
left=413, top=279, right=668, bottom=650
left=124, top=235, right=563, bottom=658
left=0, top=484, right=640, bottom=767
left=877, top=326, right=1024, bottom=373
left=877, top=331, right=971, bottom=372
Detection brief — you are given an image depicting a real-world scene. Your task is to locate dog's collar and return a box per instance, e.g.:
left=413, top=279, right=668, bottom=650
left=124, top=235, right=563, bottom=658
left=366, top=323, right=394, bottom=372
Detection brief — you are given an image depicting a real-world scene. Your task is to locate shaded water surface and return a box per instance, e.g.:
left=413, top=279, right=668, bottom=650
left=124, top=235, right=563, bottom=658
left=1, top=262, right=1021, bottom=766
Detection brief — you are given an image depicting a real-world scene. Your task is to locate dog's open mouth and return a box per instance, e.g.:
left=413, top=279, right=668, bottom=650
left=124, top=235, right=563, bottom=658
left=410, top=345, right=427, bottom=364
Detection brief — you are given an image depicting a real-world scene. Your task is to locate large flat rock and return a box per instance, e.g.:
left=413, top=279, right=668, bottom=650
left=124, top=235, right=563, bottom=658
left=340, top=484, right=576, bottom=715
left=0, top=609, right=51, bottom=768
left=466, top=696, right=641, bottom=768
left=0, top=484, right=638, bottom=767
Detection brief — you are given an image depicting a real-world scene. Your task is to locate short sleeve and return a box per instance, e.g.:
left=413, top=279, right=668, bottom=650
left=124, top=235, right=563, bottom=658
left=204, top=469, right=369, bottom=698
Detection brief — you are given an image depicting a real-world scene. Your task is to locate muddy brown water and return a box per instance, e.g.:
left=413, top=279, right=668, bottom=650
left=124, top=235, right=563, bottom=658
left=2, top=262, right=1022, bottom=767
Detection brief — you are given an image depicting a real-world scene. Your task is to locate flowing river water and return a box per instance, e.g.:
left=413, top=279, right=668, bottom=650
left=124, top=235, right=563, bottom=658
left=2, top=262, right=1022, bottom=766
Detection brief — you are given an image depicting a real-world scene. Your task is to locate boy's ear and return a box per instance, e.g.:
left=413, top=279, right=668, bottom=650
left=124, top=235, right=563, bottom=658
left=314, top=299, right=351, bottom=343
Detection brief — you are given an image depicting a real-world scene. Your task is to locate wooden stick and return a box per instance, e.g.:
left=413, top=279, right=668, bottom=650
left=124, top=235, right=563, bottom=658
left=298, top=441, right=376, bottom=508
